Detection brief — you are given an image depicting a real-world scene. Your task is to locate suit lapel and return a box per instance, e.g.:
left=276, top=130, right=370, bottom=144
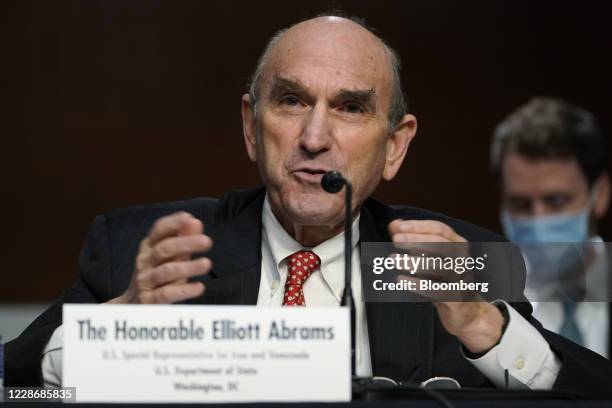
left=194, top=188, right=266, bottom=306
left=192, top=191, right=436, bottom=380
left=359, top=200, right=434, bottom=381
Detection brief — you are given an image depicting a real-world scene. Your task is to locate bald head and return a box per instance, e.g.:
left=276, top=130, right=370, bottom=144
left=248, top=15, right=407, bottom=130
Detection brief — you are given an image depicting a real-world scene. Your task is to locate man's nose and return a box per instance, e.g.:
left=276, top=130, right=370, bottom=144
left=299, top=103, right=333, bottom=154
left=532, top=201, right=550, bottom=217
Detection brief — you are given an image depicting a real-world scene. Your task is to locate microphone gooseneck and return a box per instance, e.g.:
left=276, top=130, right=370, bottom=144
left=321, top=171, right=355, bottom=377
left=322, top=172, right=455, bottom=407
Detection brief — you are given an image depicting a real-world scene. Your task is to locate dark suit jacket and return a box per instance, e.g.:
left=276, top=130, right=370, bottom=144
left=6, top=187, right=612, bottom=396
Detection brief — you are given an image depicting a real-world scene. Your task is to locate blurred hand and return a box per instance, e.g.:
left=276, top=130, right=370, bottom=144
left=388, top=219, right=504, bottom=354
left=108, top=212, right=213, bottom=304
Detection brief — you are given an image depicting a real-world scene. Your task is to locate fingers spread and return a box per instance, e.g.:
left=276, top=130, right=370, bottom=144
left=389, top=219, right=466, bottom=242
left=142, top=281, right=205, bottom=304
left=149, top=234, right=213, bottom=266
left=179, top=216, right=204, bottom=236
left=392, top=233, right=451, bottom=244
left=148, top=212, right=203, bottom=246
left=139, top=257, right=212, bottom=288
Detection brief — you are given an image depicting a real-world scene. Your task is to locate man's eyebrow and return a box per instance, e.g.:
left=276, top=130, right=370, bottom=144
left=334, top=88, right=377, bottom=111
left=268, top=76, right=309, bottom=100
left=268, top=75, right=377, bottom=111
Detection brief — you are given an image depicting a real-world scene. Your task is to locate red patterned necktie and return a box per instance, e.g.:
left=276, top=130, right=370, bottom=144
left=283, top=250, right=320, bottom=306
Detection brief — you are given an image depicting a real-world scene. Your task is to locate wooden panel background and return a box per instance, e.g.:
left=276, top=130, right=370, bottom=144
left=2, top=0, right=610, bottom=301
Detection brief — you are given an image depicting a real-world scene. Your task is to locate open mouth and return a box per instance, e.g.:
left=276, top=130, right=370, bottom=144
left=293, top=168, right=328, bottom=184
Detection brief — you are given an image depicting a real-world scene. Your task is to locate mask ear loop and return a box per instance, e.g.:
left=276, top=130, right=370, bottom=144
left=575, top=181, right=605, bottom=300
left=586, top=180, right=600, bottom=211
left=583, top=180, right=601, bottom=242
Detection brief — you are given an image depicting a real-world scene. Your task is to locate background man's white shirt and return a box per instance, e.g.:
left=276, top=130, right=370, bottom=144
left=529, top=236, right=609, bottom=358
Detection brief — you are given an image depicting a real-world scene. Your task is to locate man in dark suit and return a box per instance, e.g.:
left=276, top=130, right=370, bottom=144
left=6, top=15, right=612, bottom=395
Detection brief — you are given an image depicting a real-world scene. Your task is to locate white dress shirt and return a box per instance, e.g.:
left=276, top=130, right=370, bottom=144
left=532, top=301, right=609, bottom=358
left=258, top=195, right=372, bottom=376
left=528, top=236, right=609, bottom=358
left=41, top=195, right=563, bottom=389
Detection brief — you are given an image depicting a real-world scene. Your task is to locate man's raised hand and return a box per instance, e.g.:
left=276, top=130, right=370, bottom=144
left=108, top=212, right=213, bottom=304
left=388, top=219, right=503, bottom=354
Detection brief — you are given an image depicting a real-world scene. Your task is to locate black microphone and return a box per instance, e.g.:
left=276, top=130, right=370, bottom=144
left=321, top=171, right=346, bottom=194
left=321, top=171, right=356, bottom=377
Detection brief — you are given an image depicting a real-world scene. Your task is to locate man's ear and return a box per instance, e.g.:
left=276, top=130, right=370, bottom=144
left=241, top=94, right=257, bottom=162
left=593, top=172, right=610, bottom=219
left=382, top=114, right=417, bottom=181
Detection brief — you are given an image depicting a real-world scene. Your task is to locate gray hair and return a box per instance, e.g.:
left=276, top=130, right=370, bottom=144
left=247, top=16, right=408, bottom=131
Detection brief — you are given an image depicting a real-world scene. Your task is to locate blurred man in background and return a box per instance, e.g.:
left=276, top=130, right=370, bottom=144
left=491, top=97, right=611, bottom=358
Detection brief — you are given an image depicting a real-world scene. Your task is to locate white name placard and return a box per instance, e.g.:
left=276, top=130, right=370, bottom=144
left=62, top=304, right=350, bottom=403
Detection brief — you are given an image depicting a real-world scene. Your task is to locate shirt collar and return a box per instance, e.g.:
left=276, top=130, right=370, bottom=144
left=262, top=193, right=360, bottom=298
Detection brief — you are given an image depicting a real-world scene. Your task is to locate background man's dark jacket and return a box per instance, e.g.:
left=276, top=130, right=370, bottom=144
left=5, top=187, right=612, bottom=395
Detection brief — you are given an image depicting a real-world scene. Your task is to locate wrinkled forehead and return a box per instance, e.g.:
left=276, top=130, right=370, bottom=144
left=261, top=19, right=393, bottom=101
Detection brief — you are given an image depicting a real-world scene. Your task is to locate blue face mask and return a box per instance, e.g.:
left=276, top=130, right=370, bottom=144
left=500, top=210, right=590, bottom=244
left=501, top=195, right=595, bottom=286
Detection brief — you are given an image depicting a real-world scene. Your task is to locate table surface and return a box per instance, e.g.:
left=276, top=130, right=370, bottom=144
left=2, top=394, right=612, bottom=408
